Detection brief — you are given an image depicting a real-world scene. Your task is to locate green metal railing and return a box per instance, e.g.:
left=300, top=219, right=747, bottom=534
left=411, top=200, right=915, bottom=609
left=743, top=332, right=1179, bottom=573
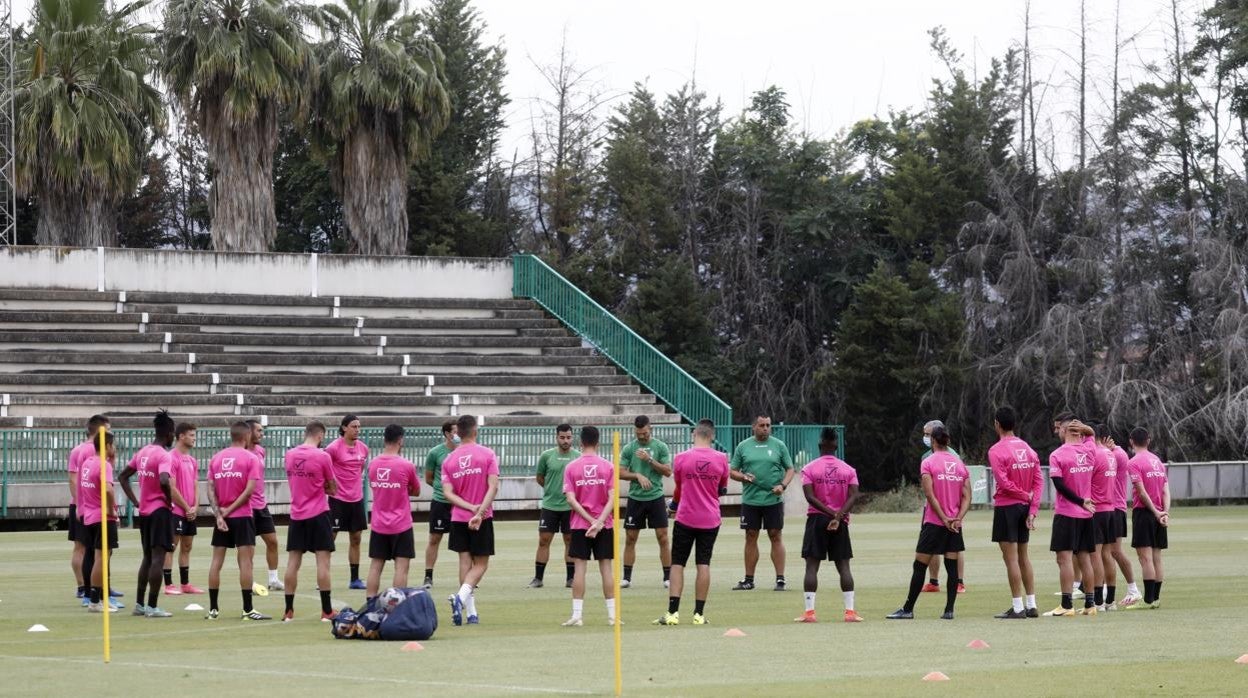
left=513, top=254, right=732, bottom=428
left=0, top=425, right=844, bottom=517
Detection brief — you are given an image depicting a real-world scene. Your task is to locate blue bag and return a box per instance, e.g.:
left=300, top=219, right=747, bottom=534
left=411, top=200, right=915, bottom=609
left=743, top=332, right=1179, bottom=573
left=378, top=588, right=438, bottom=641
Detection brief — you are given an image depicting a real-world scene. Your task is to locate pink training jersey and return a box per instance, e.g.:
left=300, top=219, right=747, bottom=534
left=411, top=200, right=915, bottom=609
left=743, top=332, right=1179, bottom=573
left=801, top=455, right=859, bottom=522
left=325, top=437, right=369, bottom=503
left=673, top=447, right=729, bottom=529
left=79, top=455, right=116, bottom=526
left=562, top=454, right=615, bottom=530
left=441, top=442, right=500, bottom=523
left=68, top=441, right=93, bottom=505
left=1128, top=450, right=1168, bottom=512
left=169, top=450, right=199, bottom=518
left=987, top=436, right=1043, bottom=516
left=1111, top=446, right=1131, bottom=510
left=208, top=447, right=262, bottom=517
left=1049, top=441, right=1096, bottom=519
left=130, top=443, right=173, bottom=516
left=1092, top=446, right=1118, bottom=513
left=920, top=451, right=969, bottom=526
left=249, top=444, right=268, bottom=510
left=368, top=454, right=420, bottom=535
left=285, top=445, right=335, bottom=521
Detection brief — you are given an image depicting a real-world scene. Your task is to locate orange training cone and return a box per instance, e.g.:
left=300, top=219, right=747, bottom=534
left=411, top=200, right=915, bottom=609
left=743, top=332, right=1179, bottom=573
left=967, top=639, right=990, bottom=649
left=922, top=672, right=950, bottom=682
left=722, top=628, right=747, bottom=638
left=402, top=642, right=424, bottom=652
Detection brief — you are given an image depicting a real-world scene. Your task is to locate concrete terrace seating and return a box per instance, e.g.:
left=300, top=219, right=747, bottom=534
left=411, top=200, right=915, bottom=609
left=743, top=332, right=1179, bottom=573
left=0, top=288, right=681, bottom=429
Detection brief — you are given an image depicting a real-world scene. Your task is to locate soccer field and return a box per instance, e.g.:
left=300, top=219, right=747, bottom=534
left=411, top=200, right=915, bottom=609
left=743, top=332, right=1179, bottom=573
left=1, top=508, right=1246, bottom=697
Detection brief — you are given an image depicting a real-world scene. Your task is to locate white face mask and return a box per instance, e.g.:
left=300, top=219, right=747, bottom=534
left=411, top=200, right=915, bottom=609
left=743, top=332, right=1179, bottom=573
left=452, top=434, right=462, bottom=445
left=922, top=435, right=932, bottom=448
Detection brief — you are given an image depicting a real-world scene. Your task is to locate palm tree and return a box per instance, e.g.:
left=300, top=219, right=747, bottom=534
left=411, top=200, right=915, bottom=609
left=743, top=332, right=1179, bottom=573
left=313, top=0, right=450, bottom=255
left=14, top=0, right=164, bottom=246
left=160, top=0, right=314, bottom=252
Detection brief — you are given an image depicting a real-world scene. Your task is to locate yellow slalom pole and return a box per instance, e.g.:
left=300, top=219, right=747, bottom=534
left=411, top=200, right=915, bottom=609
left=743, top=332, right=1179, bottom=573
left=98, top=428, right=111, bottom=663
left=612, top=430, right=622, bottom=697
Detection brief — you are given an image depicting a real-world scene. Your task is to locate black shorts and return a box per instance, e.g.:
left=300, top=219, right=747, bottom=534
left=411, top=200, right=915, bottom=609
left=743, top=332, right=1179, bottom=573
left=1050, top=514, right=1096, bottom=553
left=623, top=498, right=668, bottom=530
left=253, top=506, right=277, bottom=536
left=916, top=522, right=965, bottom=555
left=329, top=497, right=368, bottom=533
left=670, top=521, right=719, bottom=566
left=1111, top=509, right=1128, bottom=539
left=67, top=504, right=80, bottom=542
left=287, top=512, right=336, bottom=553
left=1092, top=511, right=1121, bottom=545
left=1131, top=508, right=1169, bottom=550
left=211, top=516, right=257, bottom=549
left=139, top=507, right=176, bottom=553
left=449, top=519, right=495, bottom=556
left=174, top=516, right=198, bottom=537
left=82, top=520, right=120, bottom=551
left=428, top=500, right=453, bottom=534
left=369, top=529, right=417, bottom=561
left=740, top=502, right=785, bottom=531
left=569, top=528, right=614, bottom=560
left=991, top=504, right=1031, bottom=544
left=539, top=508, right=572, bottom=534
left=801, top=515, right=853, bottom=561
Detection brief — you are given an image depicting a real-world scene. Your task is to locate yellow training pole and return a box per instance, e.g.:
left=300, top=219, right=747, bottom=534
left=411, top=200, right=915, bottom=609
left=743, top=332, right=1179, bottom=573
left=612, top=430, right=622, bottom=697
left=98, top=428, right=110, bottom=663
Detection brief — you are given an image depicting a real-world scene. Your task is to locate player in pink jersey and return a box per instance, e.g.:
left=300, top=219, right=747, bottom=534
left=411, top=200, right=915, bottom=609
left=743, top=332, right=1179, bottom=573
left=1043, top=420, right=1099, bottom=616
left=282, top=421, right=339, bottom=622
left=325, top=415, right=370, bottom=590
left=80, top=432, right=120, bottom=613
left=560, top=426, right=617, bottom=627
left=655, top=420, right=728, bottom=626
left=365, top=425, right=421, bottom=600
left=69, top=414, right=110, bottom=604
left=245, top=419, right=283, bottom=592
left=987, top=406, right=1043, bottom=619
left=887, top=427, right=970, bottom=620
left=163, top=422, right=204, bottom=596
left=441, top=415, right=500, bottom=626
left=1127, top=427, right=1170, bottom=609
left=1096, top=425, right=1140, bottom=608
left=205, top=421, right=267, bottom=621
left=119, top=411, right=187, bottom=617
left=795, top=427, right=862, bottom=624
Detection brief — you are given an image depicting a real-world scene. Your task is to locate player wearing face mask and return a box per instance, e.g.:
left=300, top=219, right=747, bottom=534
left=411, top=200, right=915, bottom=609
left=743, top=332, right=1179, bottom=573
left=919, top=420, right=964, bottom=595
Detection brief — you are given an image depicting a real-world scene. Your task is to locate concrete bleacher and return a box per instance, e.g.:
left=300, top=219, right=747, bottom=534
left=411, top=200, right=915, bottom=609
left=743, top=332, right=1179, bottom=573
left=0, top=289, right=680, bottom=428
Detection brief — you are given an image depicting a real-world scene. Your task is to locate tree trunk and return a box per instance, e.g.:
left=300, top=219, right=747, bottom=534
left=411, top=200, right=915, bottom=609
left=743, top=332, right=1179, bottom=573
left=341, top=119, right=409, bottom=256
left=202, top=97, right=278, bottom=252
left=34, top=178, right=118, bottom=247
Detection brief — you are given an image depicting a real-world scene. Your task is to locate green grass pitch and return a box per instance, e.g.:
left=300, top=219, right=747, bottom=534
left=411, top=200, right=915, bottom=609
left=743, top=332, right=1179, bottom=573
left=1, top=507, right=1246, bottom=696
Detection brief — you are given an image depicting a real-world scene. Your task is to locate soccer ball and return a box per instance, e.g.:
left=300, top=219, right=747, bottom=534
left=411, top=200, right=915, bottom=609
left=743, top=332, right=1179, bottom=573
left=379, top=587, right=407, bottom=614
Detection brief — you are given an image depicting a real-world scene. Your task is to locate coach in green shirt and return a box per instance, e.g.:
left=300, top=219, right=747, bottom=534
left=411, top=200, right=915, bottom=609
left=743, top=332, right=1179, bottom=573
left=529, top=424, right=580, bottom=589
left=422, top=420, right=458, bottom=589
left=729, top=415, right=795, bottom=591
left=619, top=415, right=673, bottom=588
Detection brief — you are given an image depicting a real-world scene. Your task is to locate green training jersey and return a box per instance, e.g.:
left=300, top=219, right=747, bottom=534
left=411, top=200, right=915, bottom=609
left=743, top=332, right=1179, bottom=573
left=536, top=447, right=580, bottom=511
left=425, top=442, right=451, bottom=503
left=730, top=436, right=794, bottom=507
left=620, top=438, right=672, bottom=502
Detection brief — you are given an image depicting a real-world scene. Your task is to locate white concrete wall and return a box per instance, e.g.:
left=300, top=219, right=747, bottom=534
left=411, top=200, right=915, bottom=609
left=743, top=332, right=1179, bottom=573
left=0, top=247, right=514, bottom=300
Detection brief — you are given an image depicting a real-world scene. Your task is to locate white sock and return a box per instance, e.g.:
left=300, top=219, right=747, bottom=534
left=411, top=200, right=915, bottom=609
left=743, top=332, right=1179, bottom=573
left=268, top=569, right=279, bottom=584
left=1127, top=582, right=1140, bottom=596
left=457, top=583, right=472, bottom=604
left=1072, top=581, right=1082, bottom=591
left=803, top=592, right=816, bottom=612
left=1012, top=597, right=1024, bottom=613
left=1025, top=594, right=1036, bottom=609
left=605, top=598, right=615, bottom=621
left=842, top=591, right=854, bottom=612
left=465, top=592, right=478, bottom=617
left=571, top=598, right=584, bottom=619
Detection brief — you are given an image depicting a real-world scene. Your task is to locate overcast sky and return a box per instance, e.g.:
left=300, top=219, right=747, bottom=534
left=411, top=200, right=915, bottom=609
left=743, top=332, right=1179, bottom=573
left=14, top=0, right=1189, bottom=163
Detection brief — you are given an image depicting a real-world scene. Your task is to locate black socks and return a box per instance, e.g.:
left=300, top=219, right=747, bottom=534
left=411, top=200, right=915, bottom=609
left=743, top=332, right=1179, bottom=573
left=904, top=560, right=926, bottom=612
left=349, top=564, right=360, bottom=582
left=535, top=562, right=547, bottom=581
left=668, top=596, right=680, bottom=614
left=943, top=558, right=959, bottom=613
left=694, top=599, right=706, bottom=615
left=208, top=588, right=220, bottom=612
left=180, top=566, right=190, bottom=586
left=320, top=590, right=333, bottom=615
left=242, top=589, right=253, bottom=613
